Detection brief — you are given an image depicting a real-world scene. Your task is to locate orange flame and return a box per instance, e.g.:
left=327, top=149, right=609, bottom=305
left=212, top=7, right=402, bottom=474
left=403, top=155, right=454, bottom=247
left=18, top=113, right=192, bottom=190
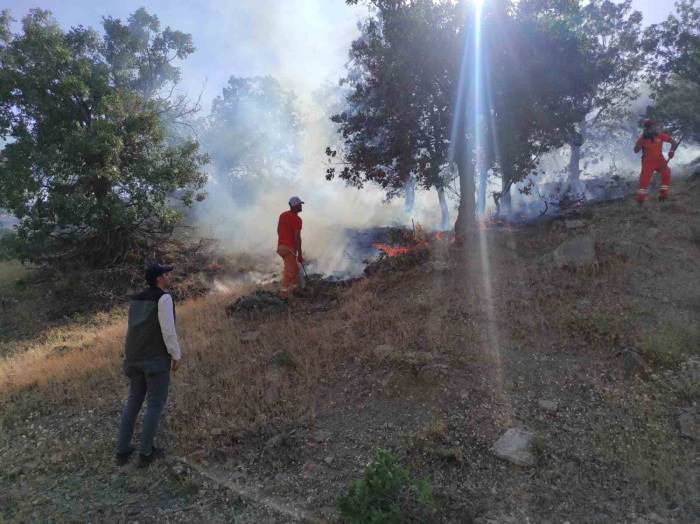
left=373, top=243, right=412, bottom=257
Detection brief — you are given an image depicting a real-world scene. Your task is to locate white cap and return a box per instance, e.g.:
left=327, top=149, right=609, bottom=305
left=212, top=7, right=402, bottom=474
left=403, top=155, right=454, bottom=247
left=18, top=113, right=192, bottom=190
left=289, top=196, right=305, bottom=207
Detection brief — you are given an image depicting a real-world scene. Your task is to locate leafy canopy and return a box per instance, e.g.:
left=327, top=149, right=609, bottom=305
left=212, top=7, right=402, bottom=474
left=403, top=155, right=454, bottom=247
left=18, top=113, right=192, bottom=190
left=0, top=8, right=208, bottom=268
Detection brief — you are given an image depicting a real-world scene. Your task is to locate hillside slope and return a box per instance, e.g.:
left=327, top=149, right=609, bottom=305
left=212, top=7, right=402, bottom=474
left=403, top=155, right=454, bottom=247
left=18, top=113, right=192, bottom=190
left=2, top=175, right=700, bottom=522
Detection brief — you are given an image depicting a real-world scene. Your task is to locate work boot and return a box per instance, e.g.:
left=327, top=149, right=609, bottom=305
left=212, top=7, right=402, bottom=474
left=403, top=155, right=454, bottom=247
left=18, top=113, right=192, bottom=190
left=137, top=446, right=164, bottom=469
left=659, top=191, right=668, bottom=202
left=636, top=193, right=646, bottom=205
left=115, top=446, right=135, bottom=466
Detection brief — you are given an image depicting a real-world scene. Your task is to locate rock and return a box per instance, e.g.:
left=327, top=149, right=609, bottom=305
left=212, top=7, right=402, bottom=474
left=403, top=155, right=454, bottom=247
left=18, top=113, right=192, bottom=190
left=265, top=433, right=285, bottom=448
left=240, top=330, right=261, bottom=343
left=312, top=430, right=332, bottom=443
left=537, top=400, right=559, bottom=413
left=432, top=446, right=464, bottom=463
left=172, top=464, right=186, bottom=476
left=492, top=427, right=536, bottom=467
left=419, top=363, right=449, bottom=382
left=373, top=344, right=395, bottom=361
left=619, top=349, right=648, bottom=378
left=429, top=260, right=450, bottom=272
left=564, top=219, right=586, bottom=230
left=51, top=345, right=70, bottom=356
left=323, top=455, right=334, bottom=465
left=678, top=410, right=700, bottom=440
left=402, top=351, right=435, bottom=366
left=552, top=236, right=596, bottom=268
left=270, top=350, right=297, bottom=370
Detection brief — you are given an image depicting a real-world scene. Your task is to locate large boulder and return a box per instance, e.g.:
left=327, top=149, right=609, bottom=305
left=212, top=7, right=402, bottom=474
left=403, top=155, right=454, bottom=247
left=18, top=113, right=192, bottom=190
left=492, top=427, right=536, bottom=467
left=552, top=235, right=596, bottom=268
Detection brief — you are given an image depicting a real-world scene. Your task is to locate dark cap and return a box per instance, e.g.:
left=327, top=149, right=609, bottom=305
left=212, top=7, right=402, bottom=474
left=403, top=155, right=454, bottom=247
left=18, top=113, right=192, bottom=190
left=145, top=263, right=173, bottom=284
left=643, top=119, right=656, bottom=128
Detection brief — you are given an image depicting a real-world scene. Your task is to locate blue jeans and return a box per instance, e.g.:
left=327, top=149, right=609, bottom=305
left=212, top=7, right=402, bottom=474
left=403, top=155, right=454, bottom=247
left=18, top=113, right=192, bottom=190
left=117, top=357, right=170, bottom=455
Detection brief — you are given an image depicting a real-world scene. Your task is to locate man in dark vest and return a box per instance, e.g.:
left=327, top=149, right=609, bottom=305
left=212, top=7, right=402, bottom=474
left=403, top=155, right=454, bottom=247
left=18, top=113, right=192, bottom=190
left=116, top=263, right=181, bottom=468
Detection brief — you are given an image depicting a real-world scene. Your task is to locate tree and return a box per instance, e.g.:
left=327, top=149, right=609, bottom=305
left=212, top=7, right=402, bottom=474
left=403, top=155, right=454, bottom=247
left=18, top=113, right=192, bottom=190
left=326, top=0, right=465, bottom=233
left=0, top=9, right=208, bottom=269
left=563, top=0, right=643, bottom=190
left=203, top=76, right=301, bottom=202
left=645, top=0, right=700, bottom=143
left=484, top=0, right=600, bottom=214
left=329, top=0, right=596, bottom=238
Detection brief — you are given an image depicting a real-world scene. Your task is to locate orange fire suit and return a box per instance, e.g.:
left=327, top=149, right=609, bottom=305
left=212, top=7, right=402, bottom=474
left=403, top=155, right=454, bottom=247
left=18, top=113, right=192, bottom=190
left=636, top=132, right=673, bottom=202
left=277, top=210, right=302, bottom=298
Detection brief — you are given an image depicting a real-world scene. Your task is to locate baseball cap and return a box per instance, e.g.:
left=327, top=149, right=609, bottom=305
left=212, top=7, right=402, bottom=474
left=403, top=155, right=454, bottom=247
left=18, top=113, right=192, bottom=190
left=289, top=196, right=305, bottom=207
left=643, top=119, right=655, bottom=128
left=145, top=263, right=174, bottom=283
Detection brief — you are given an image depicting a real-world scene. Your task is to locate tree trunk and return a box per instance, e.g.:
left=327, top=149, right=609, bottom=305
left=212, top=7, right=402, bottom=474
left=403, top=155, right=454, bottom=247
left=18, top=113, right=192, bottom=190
left=404, top=175, right=416, bottom=215
left=499, top=173, right=512, bottom=217
left=477, top=165, right=488, bottom=216
left=454, top=144, right=476, bottom=245
left=567, top=119, right=587, bottom=193
left=437, top=186, right=450, bottom=231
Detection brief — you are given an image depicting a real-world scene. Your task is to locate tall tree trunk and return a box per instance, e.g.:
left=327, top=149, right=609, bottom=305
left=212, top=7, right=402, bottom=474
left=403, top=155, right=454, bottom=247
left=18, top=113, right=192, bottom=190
left=499, top=172, right=512, bottom=217
left=477, top=165, right=488, bottom=215
left=454, top=142, right=476, bottom=245
left=437, top=186, right=450, bottom=231
left=404, top=175, right=416, bottom=215
left=568, top=119, right=587, bottom=193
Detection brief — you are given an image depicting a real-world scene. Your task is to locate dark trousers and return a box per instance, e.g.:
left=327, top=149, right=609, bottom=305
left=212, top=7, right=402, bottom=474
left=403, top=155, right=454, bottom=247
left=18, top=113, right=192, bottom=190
left=117, top=358, right=170, bottom=455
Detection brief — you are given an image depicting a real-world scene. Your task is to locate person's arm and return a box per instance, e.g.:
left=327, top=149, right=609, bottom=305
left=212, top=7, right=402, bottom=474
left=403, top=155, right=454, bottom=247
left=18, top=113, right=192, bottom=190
left=295, top=230, right=303, bottom=262
left=668, top=136, right=679, bottom=158
left=658, top=133, right=678, bottom=158
left=157, top=294, right=182, bottom=368
left=634, top=137, right=643, bottom=154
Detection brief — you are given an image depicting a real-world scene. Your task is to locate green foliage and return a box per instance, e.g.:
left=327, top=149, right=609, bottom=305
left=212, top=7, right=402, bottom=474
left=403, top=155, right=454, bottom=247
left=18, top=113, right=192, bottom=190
left=0, top=8, right=208, bottom=269
left=329, top=0, right=599, bottom=231
left=645, top=0, right=700, bottom=141
left=640, top=323, right=700, bottom=368
left=0, top=229, right=19, bottom=260
left=338, top=448, right=434, bottom=524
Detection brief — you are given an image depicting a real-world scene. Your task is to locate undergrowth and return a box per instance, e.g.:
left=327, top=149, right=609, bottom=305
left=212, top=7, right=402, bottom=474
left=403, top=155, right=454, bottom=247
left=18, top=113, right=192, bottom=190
left=338, top=448, right=435, bottom=524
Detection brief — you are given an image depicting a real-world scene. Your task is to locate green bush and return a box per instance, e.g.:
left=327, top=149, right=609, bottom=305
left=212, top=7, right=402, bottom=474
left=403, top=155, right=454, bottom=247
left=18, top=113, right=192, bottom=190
left=338, top=448, right=434, bottom=524
left=0, top=230, right=19, bottom=261
left=640, top=324, right=700, bottom=368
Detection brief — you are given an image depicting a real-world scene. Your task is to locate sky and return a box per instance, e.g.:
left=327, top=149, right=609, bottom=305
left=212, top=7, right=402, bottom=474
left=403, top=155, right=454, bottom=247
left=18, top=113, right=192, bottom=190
left=4, top=0, right=677, bottom=110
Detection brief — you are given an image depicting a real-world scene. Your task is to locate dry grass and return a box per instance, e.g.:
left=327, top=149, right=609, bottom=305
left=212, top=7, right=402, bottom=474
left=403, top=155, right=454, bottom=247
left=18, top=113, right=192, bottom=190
left=0, top=259, right=27, bottom=284
left=0, top=274, right=437, bottom=452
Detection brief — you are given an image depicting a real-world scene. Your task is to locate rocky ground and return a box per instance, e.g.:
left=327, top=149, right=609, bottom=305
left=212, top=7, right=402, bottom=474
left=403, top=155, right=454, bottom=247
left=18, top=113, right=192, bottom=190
left=2, top=175, right=700, bottom=522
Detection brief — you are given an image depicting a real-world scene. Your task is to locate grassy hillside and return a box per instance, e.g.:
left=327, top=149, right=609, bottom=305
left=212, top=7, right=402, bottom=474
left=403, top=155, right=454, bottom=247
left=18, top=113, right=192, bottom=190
left=1, top=176, right=700, bottom=522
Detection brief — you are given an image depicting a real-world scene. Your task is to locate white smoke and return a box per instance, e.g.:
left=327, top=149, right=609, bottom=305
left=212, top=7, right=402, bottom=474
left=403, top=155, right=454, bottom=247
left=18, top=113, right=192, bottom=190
left=189, top=1, right=446, bottom=276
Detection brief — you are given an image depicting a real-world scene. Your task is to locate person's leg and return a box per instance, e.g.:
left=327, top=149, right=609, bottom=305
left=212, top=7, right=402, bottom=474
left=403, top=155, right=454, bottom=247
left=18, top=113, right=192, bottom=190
left=659, top=165, right=671, bottom=200
left=116, top=369, right=147, bottom=455
left=285, top=253, right=300, bottom=294
left=139, top=369, right=170, bottom=456
left=278, top=247, right=292, bottom=299
left=637, top=162, right=654, bottom=203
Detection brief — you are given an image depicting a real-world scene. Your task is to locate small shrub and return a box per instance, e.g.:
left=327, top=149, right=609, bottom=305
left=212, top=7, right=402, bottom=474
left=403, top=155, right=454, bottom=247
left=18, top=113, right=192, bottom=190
left=0, top=230, right=19, bottom=261
left=338, top=448, right=434, bottom=524
left=640, top=324, right=700, bottom=368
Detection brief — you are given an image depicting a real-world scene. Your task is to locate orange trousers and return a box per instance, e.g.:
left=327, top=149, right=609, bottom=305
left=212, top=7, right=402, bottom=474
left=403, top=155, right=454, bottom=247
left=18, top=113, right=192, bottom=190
left=638, top=159, right=670, bottom=200
left=277, top=245, right=299, bottom=298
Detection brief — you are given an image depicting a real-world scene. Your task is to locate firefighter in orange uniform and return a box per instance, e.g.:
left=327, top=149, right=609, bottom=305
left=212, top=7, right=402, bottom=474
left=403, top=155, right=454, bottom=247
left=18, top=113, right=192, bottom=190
left=634, top=120, right=679, bottom=203
left=277, top=196, right=304, bottom=300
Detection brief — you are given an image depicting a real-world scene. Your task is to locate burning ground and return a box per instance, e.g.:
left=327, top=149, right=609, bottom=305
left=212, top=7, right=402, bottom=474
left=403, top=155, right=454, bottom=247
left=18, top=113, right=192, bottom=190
left=2, top=174, right=700, bottom=522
